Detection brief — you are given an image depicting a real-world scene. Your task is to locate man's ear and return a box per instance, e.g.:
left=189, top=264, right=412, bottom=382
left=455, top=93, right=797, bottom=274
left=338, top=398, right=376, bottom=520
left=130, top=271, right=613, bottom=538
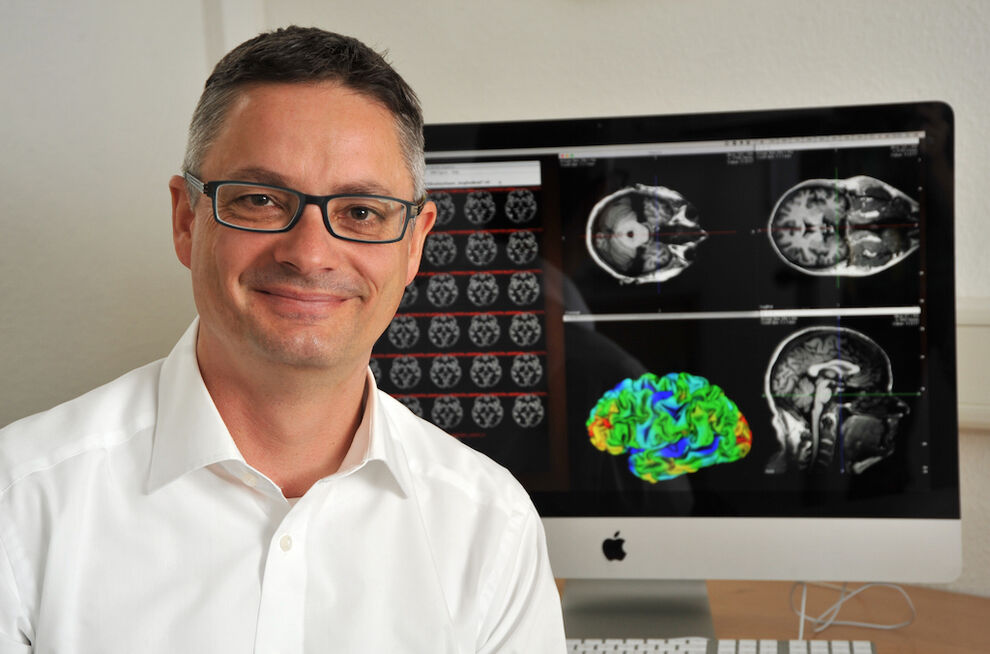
left=169, top=175, right=195, bottom=269
left=405, top=200, right=436, bottom=285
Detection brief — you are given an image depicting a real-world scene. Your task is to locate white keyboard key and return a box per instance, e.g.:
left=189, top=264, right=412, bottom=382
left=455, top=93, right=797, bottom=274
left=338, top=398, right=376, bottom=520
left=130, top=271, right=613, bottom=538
left=739, top=639, right=759, bottom=654
left=809, top=641, right=830, bottom=654
left=852, top=642, right=873, bottom=654
left=788, top=641, right=809, bottom=654
left=830, top=641, right=851, bottom=654
left=717, top=639, right=737, bottom=654
left=759, top=639, right=779, bottom=653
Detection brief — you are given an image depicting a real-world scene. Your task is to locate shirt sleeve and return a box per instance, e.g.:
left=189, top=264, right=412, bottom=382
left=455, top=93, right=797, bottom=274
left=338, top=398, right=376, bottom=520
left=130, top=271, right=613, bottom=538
left=475, top=504, right=567, bottom=654
left=0, top=530, right=32, bottom=653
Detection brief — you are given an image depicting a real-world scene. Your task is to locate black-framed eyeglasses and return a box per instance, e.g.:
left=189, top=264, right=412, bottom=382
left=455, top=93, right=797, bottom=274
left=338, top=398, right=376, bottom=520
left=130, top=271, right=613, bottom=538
left=184, top=172, right=425, bottom=244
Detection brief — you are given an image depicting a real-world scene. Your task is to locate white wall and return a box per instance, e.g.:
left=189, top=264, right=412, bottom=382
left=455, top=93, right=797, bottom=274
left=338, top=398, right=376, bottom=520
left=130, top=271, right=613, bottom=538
left=2, top=0, right=988, bottom=595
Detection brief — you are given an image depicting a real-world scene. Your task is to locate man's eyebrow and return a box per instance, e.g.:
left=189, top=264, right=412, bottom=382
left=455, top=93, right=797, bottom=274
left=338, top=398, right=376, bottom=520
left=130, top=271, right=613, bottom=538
left=223, top=168, right=401, bottom=198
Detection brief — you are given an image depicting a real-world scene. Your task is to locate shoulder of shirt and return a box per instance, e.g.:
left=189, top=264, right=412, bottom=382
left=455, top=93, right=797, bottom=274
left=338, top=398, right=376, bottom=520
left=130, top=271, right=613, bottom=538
left=0, top=359, right=164, bottom=494
left=376, top=390, right=534, bottom=513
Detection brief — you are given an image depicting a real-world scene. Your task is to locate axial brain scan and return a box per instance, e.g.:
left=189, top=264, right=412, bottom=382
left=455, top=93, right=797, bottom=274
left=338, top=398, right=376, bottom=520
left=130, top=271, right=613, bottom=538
left=465, top=232, right=498, bottom=267
left=586, top=184, right=707, bottom=285
left=764, top=326, right=910, bottom=474
left=586, top=372, right=752, bottom=483
left=504, top=189, right=537, bottom=224
left=429, top=192, right=456, bottom=226
left=768, top=175, right=920, bottom=276
left=423, top=233, right=458, bottom=267
left=464, top=191, right=497, bottom=225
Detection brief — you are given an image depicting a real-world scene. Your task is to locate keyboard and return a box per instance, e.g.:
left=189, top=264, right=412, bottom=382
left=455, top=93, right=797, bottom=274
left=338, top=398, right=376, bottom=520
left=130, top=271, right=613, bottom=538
left=566, top=638, right=876, bottom=653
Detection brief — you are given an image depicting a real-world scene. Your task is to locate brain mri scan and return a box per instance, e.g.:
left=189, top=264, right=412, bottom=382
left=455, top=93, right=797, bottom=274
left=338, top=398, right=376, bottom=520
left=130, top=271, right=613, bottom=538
left=429, top=192, right=456, bottom=226
left=465, top=232, right=498, bottom=267
left=586, top=184, right=707, bottom=285
left=389, top=356, right=422, bottom=390
left=397, top=396, right=424, bottom=418
left=512, top=394, right=545, bottom=428
left=768, top=176, right=920, bottom=276
left=369, top=358, right=382, bottom=385
left=470, top=354, right=503, bottom=388
left=586, top=372, right=752, bottom=483
left=508, top=313, right=541, bottom=347
left=386, top=316, right=420, bottom=349
left=426, top=274, right=458, bottom=308
left=468, top=314, right=501, bottom=348
left=464, top=191, right=497, bottom=225
left=431, top=395, right=464, bottom=430
left=428, top=315, right=461, bottom=349
left=429, top=355, right=462, bottom=389
left=466, top=273, right=500, bottom=307
left=510, top=353, right=543, bottom=387
left=471, top=395, right=505, bottom=429
left=423, top=233, right=458, bottom=267
left=398, top=281, right=418, bottom=309
left=504, top=189, right=538, bottom=224
left=764, top=326, right=910, bottom=474
left=506, top=271, right=541, bottom=306
left=505, top=231, right=539, bottom=265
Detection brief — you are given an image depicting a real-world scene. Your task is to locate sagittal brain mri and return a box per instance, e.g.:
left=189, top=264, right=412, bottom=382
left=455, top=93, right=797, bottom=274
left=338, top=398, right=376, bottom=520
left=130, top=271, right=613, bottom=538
left=512, top=394, right=545, bottom=428
left=466, top=273, right=500, bottom=307
left=428, top=315, right=461, bottom=348
left=464, top=191, right=497, bottom=225
left=389, top=356, right=422, bottom=390
left=768, top=176, right=920, bottom=276
left=472, top=395, right=505, bottom=429
left=468, top=314, right=501, bottom=347
left=504, top=189, right=538, bottom=224
left=426, top=273, right=458, bottom=308
left=506, top=231, right=539, bottom=265
left=431, top=395, right=464, bottom=430
left=386, top=316, right=419, bottom=349
left=429, top=192, right=456, bottom=226
left=423, top=233, right=458, bottom=267
left=429, top=355, right=462, bottom=389
left=506, top=271, right=541, bottom=306
left=470, top=354, right=503, bottom=388
left=586, top=372, right=751, bottom=483
left=465, top=232, right=498, bottom=267
left=764, top=326, right=909, bottom=474
left=586, top=184, right=708, bottom=284
left=508, top=313, right=541, bottom=347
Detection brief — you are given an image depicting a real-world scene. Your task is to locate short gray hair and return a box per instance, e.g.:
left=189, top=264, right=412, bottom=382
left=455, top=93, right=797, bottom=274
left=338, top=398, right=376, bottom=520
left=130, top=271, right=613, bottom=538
left=183, top=26, right=426, bottom=200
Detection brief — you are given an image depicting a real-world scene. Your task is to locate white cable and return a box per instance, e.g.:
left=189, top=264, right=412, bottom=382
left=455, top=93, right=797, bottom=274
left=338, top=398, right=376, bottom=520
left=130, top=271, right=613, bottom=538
left=789, top=581, right=916, bottom=637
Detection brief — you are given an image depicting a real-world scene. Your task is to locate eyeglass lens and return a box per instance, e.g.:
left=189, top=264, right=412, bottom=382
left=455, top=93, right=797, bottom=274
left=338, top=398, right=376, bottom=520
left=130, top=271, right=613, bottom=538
left=214, top=183, right=408, bottom=240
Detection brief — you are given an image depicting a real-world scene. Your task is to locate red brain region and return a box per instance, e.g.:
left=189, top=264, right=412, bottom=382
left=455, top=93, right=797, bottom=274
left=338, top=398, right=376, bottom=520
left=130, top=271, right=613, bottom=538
left=768, top=176, right=919, bottom=276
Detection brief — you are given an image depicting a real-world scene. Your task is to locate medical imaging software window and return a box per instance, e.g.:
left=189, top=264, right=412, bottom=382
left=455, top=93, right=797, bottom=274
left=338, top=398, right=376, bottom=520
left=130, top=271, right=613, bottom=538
left=372, top=130, right=942, bottom=519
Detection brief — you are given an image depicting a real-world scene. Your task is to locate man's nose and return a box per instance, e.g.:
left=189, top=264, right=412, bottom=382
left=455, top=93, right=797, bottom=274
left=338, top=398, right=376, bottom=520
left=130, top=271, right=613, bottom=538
left=272, top=202, right=341, bottom=273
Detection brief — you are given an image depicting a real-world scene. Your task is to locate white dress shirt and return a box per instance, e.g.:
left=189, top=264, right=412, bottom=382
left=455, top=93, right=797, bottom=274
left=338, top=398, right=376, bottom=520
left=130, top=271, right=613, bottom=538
left=0, top=321, right=566, bottom=653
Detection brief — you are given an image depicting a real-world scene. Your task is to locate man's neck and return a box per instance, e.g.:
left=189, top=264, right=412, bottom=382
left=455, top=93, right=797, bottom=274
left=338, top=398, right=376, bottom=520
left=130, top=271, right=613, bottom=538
left=195, top=333, right=369, bottom=499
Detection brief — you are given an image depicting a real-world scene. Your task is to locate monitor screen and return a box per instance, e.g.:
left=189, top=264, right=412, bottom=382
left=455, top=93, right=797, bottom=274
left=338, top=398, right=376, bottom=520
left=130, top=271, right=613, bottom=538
left=371, top=102, right=961, bottom=584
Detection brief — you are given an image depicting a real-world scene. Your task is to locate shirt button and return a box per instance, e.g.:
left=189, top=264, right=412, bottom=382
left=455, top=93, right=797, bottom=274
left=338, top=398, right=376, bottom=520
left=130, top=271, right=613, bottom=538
left=241, top=473, right=258, bottom=488
left=279, top=534, right=293, bottom=552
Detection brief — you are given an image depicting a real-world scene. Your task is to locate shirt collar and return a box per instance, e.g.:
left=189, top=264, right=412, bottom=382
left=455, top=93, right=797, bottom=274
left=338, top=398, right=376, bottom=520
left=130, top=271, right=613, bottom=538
left=147, top=319, right=243, bottom=493
left=147, top=318, right=412, bottom=498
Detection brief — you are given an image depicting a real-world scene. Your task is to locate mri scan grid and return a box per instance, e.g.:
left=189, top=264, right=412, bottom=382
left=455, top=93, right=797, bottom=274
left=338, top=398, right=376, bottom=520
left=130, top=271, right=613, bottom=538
left=372, top=185, right=549, bottom=460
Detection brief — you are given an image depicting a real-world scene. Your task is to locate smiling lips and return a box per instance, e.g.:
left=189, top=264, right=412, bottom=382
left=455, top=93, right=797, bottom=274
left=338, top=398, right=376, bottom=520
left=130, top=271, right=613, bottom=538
left=255, top=285, right=355, bottom=319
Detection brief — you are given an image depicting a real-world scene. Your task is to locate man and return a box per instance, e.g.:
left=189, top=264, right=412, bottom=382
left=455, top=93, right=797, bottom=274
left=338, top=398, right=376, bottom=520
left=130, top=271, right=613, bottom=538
left=0, top=26, right=566, bottom=652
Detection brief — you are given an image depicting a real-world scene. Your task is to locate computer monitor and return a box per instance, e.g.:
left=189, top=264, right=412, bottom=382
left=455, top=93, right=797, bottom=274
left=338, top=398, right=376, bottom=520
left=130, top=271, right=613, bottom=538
left=370, top=102, right=961, bottom=632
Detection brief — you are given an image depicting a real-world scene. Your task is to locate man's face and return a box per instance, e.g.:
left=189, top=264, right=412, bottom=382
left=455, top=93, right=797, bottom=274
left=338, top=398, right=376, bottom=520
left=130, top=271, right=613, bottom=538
left=170, top=82, right=434, bottom=376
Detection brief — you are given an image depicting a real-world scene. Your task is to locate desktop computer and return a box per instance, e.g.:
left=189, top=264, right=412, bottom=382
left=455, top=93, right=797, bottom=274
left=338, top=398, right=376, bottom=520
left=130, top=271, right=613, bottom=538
left=371, top=101, right=961, bottom=641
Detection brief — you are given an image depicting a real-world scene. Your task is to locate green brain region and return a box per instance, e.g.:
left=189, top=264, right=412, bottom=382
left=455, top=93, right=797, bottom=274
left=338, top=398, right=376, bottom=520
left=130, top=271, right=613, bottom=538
left=586, top=372, right=752, bottom=482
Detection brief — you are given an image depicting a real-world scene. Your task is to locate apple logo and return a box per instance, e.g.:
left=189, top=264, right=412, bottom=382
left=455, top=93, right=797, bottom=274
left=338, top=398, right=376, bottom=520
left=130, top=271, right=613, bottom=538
left=602, top=531, right=627, bottom=561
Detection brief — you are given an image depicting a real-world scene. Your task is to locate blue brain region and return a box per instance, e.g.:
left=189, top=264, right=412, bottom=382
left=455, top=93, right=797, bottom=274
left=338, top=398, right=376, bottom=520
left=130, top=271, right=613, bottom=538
left=586, top=372, right=752, bottom=483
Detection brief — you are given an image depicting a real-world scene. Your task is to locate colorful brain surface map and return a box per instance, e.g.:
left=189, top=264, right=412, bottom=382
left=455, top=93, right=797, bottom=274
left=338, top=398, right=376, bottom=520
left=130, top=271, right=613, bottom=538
left=586, top=372, right=752, bottom=483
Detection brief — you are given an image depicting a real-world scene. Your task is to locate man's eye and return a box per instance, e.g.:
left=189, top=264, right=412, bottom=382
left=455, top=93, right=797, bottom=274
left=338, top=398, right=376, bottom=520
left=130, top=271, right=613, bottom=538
left=244, top=194, right=275, bottom=207
left=347, top=205, right=383, bottom=221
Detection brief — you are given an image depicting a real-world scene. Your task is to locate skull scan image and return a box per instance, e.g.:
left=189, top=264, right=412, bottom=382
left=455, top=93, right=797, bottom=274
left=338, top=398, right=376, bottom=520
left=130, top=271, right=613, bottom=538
left=586, top=184, right=707, bottom=284
left=768, top=176, right=920, bottom=276
left=765, top=326, right=910, bottom=475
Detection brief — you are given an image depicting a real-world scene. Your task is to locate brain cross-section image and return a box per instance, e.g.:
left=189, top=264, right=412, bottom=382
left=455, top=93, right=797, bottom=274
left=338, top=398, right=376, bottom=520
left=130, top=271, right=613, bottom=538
left=586, top=184, right=707, bottom=285
left=768, top=175, right=920, bottom=276
left=764, top=326, right=910, bottom=475
left=586, top=372, right=752, bottom=483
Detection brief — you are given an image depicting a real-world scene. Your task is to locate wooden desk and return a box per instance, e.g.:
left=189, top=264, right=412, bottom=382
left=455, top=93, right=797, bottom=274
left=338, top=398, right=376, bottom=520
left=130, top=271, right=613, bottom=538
left=707, top=580, right=990, bottom=654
